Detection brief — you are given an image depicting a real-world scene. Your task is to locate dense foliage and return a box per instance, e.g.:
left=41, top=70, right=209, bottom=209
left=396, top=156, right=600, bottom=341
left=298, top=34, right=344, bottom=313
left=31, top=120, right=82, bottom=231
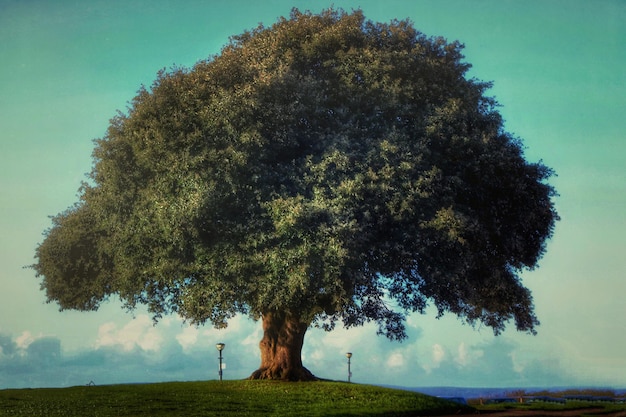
left=34, top=9, right=558, bottom=346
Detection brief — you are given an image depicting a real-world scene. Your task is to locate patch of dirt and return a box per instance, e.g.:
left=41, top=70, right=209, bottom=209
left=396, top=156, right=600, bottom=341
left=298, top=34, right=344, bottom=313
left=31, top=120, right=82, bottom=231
left=439, top=407, right=626, bottom=416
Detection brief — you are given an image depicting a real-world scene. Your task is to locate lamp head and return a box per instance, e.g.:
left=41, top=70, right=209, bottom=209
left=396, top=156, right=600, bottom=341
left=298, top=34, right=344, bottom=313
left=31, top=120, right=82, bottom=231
left=346, top=352, right=352, bottom=358
left=216, top=342, right=225, bottom=351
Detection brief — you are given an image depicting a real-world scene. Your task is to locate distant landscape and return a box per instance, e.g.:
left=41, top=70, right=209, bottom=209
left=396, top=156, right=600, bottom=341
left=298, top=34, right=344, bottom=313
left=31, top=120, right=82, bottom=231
left=396, top=386, right=626, bottom=400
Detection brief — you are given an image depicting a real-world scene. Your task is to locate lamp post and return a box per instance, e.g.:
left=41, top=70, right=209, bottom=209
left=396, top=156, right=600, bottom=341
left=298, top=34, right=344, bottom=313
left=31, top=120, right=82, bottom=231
left=345, top=352, right=352, bottom=383
left=216, top=343, right=225, bottom=381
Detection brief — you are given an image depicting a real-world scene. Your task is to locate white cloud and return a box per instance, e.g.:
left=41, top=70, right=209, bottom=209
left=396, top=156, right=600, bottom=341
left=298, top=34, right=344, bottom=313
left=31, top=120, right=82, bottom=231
left=386, top=351, right=406, bottom=368
left=0, top=312, right=606, bottom=389
left=175, top=325, right=200, bottom=352
left=0, top=318, right=594, bottom=390
left=15, top=331, right=35, bottom=350
left=414, top=343, right=443, bottom=375
left=432, top=343, right=445, bottom=366
left=456, top=342, right=469, bottom=366
left=455, top=342, right=483, bottom=367
left=95, top=315, right=163, bottom=352
left=303, top=324, right=379, bottom=373
left=241, top=326, right=262, bottom=348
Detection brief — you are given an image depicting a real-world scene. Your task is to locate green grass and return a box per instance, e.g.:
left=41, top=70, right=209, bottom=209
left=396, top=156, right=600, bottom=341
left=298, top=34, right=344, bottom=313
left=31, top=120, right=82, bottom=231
left=0, top=380, right=470, bottom=416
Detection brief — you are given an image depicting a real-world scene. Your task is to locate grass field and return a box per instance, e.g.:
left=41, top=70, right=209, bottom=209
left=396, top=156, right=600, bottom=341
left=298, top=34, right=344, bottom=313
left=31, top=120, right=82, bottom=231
left=470, top=389, right=626, bottom=416
left=0, top=380, right=470, bottom=416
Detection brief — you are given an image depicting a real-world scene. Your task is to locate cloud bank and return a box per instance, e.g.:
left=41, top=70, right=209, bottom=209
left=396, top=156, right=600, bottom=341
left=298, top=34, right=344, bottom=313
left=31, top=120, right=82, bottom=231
left=0, top=314, right=579, bottom=389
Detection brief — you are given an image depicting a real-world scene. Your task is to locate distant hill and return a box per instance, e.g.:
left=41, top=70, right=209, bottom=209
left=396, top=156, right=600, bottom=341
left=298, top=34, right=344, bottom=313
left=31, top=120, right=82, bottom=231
left=383, top=386, right=626, bottom=400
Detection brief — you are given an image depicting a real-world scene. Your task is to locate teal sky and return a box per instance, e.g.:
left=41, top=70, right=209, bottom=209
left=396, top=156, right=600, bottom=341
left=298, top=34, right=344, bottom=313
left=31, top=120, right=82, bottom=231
left=1, top=0, right=625, bottom=389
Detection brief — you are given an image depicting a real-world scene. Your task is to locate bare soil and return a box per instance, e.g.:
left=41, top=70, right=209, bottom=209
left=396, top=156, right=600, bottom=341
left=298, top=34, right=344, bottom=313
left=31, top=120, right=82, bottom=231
left=441, top=407, right=626, bottom=416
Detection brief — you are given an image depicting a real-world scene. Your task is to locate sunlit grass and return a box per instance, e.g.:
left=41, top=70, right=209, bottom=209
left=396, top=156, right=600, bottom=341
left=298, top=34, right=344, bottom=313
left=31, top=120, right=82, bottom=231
left=0, top=380, right=469, bottom=416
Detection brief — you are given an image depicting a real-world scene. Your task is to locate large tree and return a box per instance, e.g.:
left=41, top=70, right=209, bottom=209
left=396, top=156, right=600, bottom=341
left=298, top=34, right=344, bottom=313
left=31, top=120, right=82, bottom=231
left=33, top=9, right=558, bottom=381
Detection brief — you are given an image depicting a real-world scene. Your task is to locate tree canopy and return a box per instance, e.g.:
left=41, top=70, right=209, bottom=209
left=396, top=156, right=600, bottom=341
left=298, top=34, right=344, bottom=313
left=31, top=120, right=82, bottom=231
left=33, top=8, right=558, bottom=378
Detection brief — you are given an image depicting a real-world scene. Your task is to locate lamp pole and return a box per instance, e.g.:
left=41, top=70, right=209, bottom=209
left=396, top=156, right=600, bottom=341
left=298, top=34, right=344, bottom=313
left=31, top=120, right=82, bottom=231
left=345, top=352, right=352, bottom=383
left=216, top=343, right=225, bottom=381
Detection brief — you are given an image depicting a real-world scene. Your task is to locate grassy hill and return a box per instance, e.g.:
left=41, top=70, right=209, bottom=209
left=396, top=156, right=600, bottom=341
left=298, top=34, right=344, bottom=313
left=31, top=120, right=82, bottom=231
left=0, top=380, right=470, bottom=416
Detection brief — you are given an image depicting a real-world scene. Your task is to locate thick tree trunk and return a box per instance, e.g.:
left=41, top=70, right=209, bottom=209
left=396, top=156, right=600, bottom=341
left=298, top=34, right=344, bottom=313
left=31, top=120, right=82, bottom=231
left=248, top=311, right=317, bottom=381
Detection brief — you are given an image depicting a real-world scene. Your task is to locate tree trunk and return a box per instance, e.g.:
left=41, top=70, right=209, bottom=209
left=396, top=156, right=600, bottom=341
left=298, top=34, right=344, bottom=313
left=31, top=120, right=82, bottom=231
left=248, top=311, right=317, bottom=381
